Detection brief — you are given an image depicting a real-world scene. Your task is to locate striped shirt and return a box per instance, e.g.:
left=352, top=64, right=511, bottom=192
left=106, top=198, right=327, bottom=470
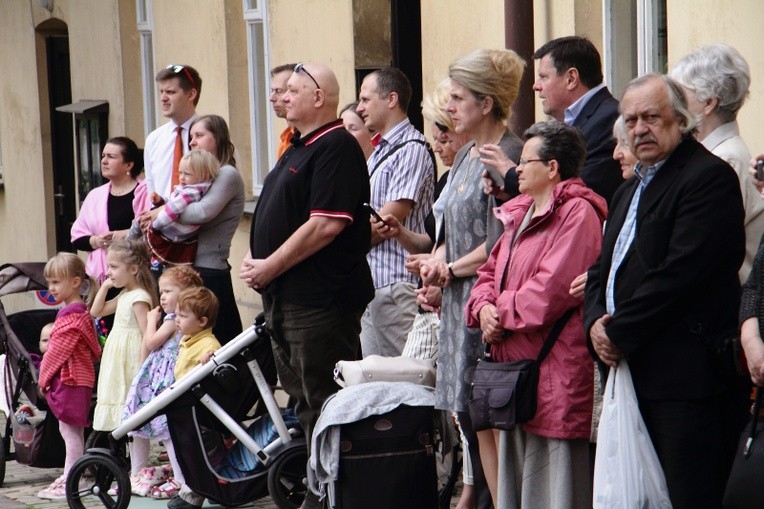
left=606, top=162, right=662, bottom=314
left=367, top=119, right=435, bottom=288
left=152, top=181, right=213, bottom=241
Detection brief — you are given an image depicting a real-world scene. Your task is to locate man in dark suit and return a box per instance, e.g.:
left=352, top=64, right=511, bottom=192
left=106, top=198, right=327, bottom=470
left=584, top=73, right=746, bottom=508
left=532, top=36, right=623, bottom=203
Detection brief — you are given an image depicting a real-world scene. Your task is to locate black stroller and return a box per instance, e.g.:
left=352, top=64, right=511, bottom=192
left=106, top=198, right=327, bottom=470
left=0, top=262, right=65, bottom=485
left=66, top=315, right=308, bottom=509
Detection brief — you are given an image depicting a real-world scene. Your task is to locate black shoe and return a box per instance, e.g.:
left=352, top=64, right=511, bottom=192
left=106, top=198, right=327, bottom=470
left=168, top=496, right=201, bottom=509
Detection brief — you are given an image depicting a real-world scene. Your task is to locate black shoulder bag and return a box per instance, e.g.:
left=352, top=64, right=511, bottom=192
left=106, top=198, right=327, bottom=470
left=469, top=308, right=575, bottom=431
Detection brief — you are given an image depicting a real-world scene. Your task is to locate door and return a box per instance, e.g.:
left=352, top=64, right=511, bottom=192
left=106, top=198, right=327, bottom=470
left=46, top=35, right=75, bottom=252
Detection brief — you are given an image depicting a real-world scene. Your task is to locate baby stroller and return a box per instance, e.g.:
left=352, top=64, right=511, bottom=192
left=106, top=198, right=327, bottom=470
left=66, top=315, right=308, bottom=509
left=0, top=262, right=65, bottom=486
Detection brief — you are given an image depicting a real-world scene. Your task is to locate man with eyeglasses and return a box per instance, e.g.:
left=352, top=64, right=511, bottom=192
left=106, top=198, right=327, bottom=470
left=143, top=64, right=202, bottom=204
left=241, top=62, right=373, bottom=508
left=270, top=63, right=297, bottom=158
left=356, top=67, right=435, bottom=358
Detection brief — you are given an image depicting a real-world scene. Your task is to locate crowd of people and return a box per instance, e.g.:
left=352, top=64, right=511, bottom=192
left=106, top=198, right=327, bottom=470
left=32, top=35, right=764, bottom=509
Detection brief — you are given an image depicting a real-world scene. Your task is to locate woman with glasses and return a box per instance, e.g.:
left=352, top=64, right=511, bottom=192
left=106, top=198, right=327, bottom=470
left=418, top=48, right=525, bottom=507
left=466, top=121, right=607, bottom=508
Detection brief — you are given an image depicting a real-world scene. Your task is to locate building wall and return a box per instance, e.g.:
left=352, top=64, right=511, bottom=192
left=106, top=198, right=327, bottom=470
left=667, top=0, right=764, bottom=155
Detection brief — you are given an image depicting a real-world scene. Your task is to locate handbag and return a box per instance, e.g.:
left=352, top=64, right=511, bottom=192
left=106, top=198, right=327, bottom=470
left=593, top=361, right=672, bottom=509
left=722, top=388, right=764, bottom=509
left=468, top=308, right=574, bottom=431
left=333, top=355, right=436, bottom=388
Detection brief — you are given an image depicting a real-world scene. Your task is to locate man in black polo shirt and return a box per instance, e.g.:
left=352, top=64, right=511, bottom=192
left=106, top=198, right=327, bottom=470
left=241, top=62, right=373, bottom=507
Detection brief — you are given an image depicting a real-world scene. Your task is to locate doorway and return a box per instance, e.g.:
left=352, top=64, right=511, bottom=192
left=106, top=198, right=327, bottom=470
left=42, top=30, right=75, bottom=252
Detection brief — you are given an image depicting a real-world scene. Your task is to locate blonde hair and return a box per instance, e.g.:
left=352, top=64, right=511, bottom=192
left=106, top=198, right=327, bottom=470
left=181, top=149, right=219, bottom=183
left=160, top=265, right=203, bottom=290
left=421, top=78, right=453, bottom=130
left=44, top=252, right=97, bottom=306
left=106, top=238, right=158, bottom=307
left=448, top=48, right=526, bottom=122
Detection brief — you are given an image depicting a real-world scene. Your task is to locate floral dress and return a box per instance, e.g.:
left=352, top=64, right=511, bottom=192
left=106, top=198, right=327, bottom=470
left=122, top=313, right=181, bottom=440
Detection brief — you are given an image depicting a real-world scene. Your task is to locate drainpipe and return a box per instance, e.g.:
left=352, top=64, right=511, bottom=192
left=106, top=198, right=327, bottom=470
left=505, top=0, right=535, bottom=135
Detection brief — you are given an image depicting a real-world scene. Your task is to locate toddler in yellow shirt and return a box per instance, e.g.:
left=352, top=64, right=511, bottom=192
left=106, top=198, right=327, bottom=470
left=174, top=286, right=221, bottom=380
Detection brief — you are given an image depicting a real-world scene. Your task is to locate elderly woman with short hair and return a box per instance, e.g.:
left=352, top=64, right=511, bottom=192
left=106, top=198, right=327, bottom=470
left=466, top=121, right=607, bottom=508
left=671, top=44, right=764, bottom=281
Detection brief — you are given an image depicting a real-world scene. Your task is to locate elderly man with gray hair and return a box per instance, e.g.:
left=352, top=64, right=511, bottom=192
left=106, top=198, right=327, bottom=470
left=671, top=43, right=764, bottom=281
left=584, top=73, right=747, bottom=509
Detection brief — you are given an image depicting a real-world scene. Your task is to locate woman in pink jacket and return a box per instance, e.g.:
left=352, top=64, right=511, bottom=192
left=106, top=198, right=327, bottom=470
left=466, top=121, right=607, bottom=508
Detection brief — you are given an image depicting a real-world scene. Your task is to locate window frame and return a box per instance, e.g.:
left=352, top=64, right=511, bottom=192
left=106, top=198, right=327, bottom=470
left=244, top=0, right=273, bottom=194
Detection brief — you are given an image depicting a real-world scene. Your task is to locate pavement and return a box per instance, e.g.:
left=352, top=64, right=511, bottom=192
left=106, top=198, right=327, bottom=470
left=0, top=412, right=282, bottom=509
left=0, top=413, right=464, bottom=508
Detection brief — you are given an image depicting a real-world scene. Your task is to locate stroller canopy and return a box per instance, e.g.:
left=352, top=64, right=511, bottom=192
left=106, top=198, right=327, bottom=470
left=0, top=263, right=48, bottom=299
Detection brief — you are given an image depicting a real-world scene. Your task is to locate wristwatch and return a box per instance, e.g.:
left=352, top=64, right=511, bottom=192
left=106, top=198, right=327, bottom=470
left=447, top=262, right=456, bottom=278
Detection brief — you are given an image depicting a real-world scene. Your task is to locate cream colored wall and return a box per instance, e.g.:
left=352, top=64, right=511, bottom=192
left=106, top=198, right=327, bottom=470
left=666, top=0, right=764, bottom=157
left=420, top=0, right=506, bottom=119
left=0, top=4, right=50, bottom=263
left=267, top=0, right=356, bottom=138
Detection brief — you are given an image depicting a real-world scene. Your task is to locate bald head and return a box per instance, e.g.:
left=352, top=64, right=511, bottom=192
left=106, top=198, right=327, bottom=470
left=284, top=62, right=341, bottom=134
left=307, top=63, right=340, bottom=110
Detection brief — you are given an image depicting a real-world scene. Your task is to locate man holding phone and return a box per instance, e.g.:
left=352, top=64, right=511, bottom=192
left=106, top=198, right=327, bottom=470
left=356, top=67, right=435, bottom=357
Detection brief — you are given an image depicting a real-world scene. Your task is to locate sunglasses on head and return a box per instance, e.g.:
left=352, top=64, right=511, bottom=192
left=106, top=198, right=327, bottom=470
left=166, top=64, right=196, bottom=89
left=435, top=121, right=449, bottom=134
left=295, top=62, right=321, bottom=90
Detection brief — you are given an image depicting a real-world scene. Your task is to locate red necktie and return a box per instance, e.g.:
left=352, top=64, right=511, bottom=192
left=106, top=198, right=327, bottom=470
left=171, top=126, right=183, bottom=188
left=371, top=132, right=382, bottom=147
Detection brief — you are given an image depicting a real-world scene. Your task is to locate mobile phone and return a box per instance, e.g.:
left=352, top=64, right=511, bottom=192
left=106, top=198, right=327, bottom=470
left=757, top=160, right=764, bottom=181
left=363, top=202, right=386, bottom=225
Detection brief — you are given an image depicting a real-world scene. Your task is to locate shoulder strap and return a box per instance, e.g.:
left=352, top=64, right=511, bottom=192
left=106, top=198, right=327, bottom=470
left=535, top=307, right=576, bottom=365
left=370, top=138, right=437, bottom=180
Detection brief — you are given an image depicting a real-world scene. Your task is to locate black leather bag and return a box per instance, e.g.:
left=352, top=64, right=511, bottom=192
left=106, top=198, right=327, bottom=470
left=723, top=389, right=764, bottom=509
left=468, top=308, right=574, bottom=431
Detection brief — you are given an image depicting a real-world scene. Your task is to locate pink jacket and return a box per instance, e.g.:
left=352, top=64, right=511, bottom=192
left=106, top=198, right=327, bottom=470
left=70, top=181, right=148, bottom=282
left=466, top=178, right=607, bottom=439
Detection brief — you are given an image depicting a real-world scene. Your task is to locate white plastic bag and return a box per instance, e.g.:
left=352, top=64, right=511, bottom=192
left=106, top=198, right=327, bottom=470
left=593, top=360, right=672, bottom=509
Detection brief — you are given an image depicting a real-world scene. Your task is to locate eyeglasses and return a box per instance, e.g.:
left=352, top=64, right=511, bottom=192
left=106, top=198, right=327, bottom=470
left=166, top=64, right=196, bottom=89
left=295, top=62, right=321, bottom=90
left=434, top=121, right=449, bottom=134
left=517, top=158, right=549, bottom=166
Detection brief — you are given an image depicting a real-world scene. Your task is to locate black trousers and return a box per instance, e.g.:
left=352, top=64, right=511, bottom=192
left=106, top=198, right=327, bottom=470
left=637, top=390, right=746, bottom=509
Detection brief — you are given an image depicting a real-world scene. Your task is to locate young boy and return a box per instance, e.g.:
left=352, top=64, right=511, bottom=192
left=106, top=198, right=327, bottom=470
left=174, top=286, right=221, bottom=380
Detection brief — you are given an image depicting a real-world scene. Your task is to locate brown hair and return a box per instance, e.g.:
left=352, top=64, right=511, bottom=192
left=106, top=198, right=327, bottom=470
left=177, top=286, right=218, bottom=329
left=189, top=115, right=237, bottom=167
left=106, top=238, right=158, bottom=307
left=155, top=64, right=203, bottom=105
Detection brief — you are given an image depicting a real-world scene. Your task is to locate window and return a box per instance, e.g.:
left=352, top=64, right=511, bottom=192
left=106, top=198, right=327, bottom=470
left=244, top=0, right=271, bottom=193
left=603, top=0, right=667, bottom=98
left=136, top=0, right=157, bottom=136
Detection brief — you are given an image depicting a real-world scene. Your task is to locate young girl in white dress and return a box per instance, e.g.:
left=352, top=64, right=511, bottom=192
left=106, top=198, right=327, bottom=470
left=91, top=238, right=157, bottom=493
left=122, top=265, right=203, bottom=498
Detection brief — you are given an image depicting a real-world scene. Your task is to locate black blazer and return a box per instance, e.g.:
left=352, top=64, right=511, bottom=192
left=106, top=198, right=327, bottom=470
left=573, top=87, right=624, bottom=205
left=584, top=137, right=745, bottom=399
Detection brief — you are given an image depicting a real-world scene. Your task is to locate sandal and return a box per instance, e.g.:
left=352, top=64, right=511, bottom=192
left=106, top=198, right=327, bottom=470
left=151, top=478, right=181, bottom=499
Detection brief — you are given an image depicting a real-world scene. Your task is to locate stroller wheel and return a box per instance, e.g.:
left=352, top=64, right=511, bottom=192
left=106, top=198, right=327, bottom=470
left=66, top=452, right=131, bottom=509
left=267, top=439, right=308, bottom=509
